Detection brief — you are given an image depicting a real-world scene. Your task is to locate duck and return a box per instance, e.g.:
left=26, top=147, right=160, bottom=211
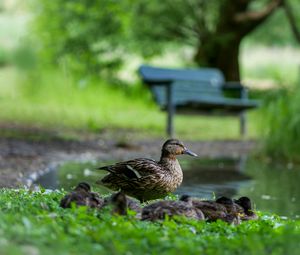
left=142, top=195, right=205, bottom=221
left=60, top=182, right=104, bottom=209
left=234, top=196, right=258, bottom=220
left=103, top=191, right=142, bottom=216
left=96, top=139, right=197, bottom=202
left=216, top=196, right=244, bottom=215
left=191, top=198, right=240, bottom=224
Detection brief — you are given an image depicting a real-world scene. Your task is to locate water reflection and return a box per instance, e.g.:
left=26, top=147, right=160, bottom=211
left=34, top=157, right=300, bottom=218
left=176, top=157, right=252, bottom=198
left=239, top=161, right=300, bottom=218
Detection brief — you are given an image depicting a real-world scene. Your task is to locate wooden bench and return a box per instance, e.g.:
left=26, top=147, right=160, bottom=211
left=138, top=65, right=260, bottom=137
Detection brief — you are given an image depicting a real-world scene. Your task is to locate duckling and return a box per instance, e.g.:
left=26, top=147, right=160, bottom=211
left=234, top=196, right=258, bottom=220
left=216, top=196, right=244, bottom=216
left=141, top=195, right=205, bottom=221
left=60, top=182, right=104, bottom=209
left=97, top=139, right=197, bottom=202
left=104, top=191, right=142, bottom=216
left=191, top=198, right=239, bottom=224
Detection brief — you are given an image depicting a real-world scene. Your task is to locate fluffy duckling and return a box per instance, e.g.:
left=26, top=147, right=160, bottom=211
left=141, top=195, right=205, bottom=221
left=60, top=182, right=104, bottom=209
left=104, top=191, right=141, bottom=216
left=191, top=198, right=239, bottom=224
left=234, top=196, right=258, bottom=220
left=216, top=196, right=244, bottom=215
left=97, top=139, right=197, bottom=202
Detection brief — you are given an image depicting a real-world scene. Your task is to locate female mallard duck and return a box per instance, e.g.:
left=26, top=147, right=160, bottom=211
left=191, top=198, right=240, bottom=224
left=234, top=196, right=258, bottom=220
left=60, top=182, right=104, bottom=209
left=141, top=195, right=205, bottom=221
left=97, top=139, right=197, bottom=202
left=103, top=191, right=141, bottom=216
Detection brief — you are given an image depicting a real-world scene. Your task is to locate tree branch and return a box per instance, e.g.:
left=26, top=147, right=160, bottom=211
left=234, top=0, right=283, bottom=23
left=282, top=0, right=300, bottom=44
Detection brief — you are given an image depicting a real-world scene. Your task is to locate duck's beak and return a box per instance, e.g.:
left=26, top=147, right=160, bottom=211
left=183, top=148, right=198, bottom=157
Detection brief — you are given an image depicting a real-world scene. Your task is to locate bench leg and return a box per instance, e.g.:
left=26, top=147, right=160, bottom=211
left=240, top=112, right=247, bottom=138
left=166, top=84, right=175, bottom=137
left=167, top=107, right=175, bottom=137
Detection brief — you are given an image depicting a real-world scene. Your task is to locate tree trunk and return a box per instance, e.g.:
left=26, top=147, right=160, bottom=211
left=194, top=35, right=242, bottom=81
left=193, top=0, right=283, bottom=81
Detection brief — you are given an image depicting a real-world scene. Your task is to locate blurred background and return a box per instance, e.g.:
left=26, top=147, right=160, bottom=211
left=1, top=0, right=300, bottom=217
left=0, top=0, right=300, bottom=153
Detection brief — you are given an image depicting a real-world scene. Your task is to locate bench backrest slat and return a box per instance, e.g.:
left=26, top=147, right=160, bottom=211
left=139, top=65, right=225, bottom=84
left=139, top=65, right=226, bottom=107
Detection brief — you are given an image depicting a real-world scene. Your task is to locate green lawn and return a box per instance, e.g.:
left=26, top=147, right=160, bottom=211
left=0, top=189, right=299, bottom=255
left=0, top=67, right=261, bottom=140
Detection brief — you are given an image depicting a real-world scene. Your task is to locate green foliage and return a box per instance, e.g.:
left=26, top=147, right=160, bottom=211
left=30, top=0, right=294, bottom=76
left=30, top=0, right=220, bottom=70
left=0, top=47, right=9, bottom=66
left=30, top=0, right=128, bottom=75
left=261, top=86, right=300, bottom=161
left=247, top=0, right=300, bottom=46
left=11, top=42, right=37, bottom=70
left=127, top=0, right=218, bottom=57
left=0, top=189, right=299, bottom=255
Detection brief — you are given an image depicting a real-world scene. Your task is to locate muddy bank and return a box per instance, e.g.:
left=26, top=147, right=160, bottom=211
left=0, top=130, right=257, bottom=188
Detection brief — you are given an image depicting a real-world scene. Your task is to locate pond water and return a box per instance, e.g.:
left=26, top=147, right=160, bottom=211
left=34, top=157, right=300, bottom=219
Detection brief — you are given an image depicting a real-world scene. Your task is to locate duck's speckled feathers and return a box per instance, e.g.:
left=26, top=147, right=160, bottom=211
left=216, top=196, right=245, bottom=215
left=103, top=191, right=142, bottom=216
left=142, top=196, right=205, bottom=221
left=234, top=196, right=258, bottom=221
left=60, top=183, right=104, bottom=209
left=190, top=198, right=241, bottom=224
left=99, top=158, right=159, bottom=180
left=97, top=139, right=197, bottom=202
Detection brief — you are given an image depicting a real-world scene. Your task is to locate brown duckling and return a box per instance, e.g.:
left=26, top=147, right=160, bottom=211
left=191, top=198, right=240, bottom=224
left=216, top=196, right=244, bottom=215
left=97, top=139, right=197, bottom=202
left=60, top=182, right=104, bottom=209
left=104, top=191, right=142, bottom=216
left=234, top=196, right=258, bottom=220
left=141, top=195, right=205, bottom=221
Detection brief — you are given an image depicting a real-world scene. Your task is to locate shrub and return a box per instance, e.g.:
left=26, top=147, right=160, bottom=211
left=262, top=86, right=300, bottom=161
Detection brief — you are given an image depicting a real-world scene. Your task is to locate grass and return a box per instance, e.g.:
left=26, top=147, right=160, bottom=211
left=0, top=189, right=299, bottom=255
left=0, top=67, right=261, bottom=140
left=260, top=86, right=300, bottom=162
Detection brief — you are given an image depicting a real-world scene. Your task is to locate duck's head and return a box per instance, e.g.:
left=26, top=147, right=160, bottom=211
left=161, top=139, right=197, bottom=157
left=234, top=196, right=252, bottom=212
left=179, top=194, right=193, bottom=205
left=74, top=182, right=91, bottom=192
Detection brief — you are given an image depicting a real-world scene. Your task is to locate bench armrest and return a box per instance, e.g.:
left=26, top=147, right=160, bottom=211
left=222, top=82, right=248, bottom=99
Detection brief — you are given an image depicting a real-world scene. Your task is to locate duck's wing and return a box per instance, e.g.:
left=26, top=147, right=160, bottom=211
left=60, top=192, right=87, bottom=208
left=126, top=197, right=142, bottom=213
left=98, top=158, right=159, bottom=180
left=193, top=200, right=227, bottom=212
left=88, top=192, right=104, bottom=208
left=234, top=203, right=245, bottom=214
